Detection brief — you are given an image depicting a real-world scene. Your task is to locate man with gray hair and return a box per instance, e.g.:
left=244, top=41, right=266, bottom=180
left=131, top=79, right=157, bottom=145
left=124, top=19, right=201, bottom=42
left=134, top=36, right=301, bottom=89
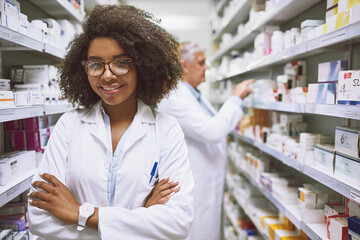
left=158, top=41, right=253, bottom=240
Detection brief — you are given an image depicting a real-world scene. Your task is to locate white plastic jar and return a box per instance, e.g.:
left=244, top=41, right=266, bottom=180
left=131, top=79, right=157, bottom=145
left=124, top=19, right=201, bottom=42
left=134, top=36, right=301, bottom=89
left=271, top=30, right=284, bottom=53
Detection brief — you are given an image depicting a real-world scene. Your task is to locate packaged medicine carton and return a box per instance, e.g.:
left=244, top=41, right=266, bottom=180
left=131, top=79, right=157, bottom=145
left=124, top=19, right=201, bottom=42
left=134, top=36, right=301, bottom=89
left=334, top=152, right=360, bottom=187
left=337, top=70, right=360, bottom=104
left=23, top=116, right=48, bottom=130
left=313, top=144, right=335, bottom=175
left=346, top=198, right=360, bottom=217
left=318, top=60, right=348, bottom=82
left=4, top=120, right=22, bottom=131
left=0, top=91, right=14, bottom=108
left=348, top=217, right=360, bottom=240
left=14, top=91, right=44, bottom=106
left=328, top=217, right=348, bottom=240
left=0, top=151, right=36, bottom=185
left=0, top=79, right=10, bottom=91
left=0, top=0, right=20, bottom=30
left=0, top=202, right=26, bottom=217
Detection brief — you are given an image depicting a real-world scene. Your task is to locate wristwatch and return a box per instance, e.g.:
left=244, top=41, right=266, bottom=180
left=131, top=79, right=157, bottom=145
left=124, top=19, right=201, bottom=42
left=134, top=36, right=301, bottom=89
left=77, top=202, right=95, bottom=231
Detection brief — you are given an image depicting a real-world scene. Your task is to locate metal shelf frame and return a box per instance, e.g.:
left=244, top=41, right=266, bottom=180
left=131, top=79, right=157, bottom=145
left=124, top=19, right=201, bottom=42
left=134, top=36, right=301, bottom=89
left=0, top=169, right=35, bottom=208
left=0, top=103, right=73, bottom=123
left=233, top=132, right=360, bottom=203
left=242, top=101, right=360, bottom=121
left=0, top=25, right=66, bottom=60
left=228, top=157, right=327, bottom=240
left=209, top=0, right=322, bottom=64
left=211, top=21, right=360, bottom=78
left=211, top=0, right=251, bottom=43
left=29, top=0, right=84, bottom=23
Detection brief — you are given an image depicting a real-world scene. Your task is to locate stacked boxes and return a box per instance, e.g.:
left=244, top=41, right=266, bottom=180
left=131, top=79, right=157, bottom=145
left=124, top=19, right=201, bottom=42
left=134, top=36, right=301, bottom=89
left=5, top=116, right=50, bottom=153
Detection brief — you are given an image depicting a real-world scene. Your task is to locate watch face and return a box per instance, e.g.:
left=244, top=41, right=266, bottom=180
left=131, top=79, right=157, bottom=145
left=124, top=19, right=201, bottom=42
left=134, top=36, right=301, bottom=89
left=80, top=203, right=94, bottom=217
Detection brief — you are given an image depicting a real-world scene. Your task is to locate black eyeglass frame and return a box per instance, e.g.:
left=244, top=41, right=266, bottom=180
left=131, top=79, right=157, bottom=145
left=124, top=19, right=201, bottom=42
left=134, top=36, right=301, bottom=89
left=81, top=59, right=133, bottom=77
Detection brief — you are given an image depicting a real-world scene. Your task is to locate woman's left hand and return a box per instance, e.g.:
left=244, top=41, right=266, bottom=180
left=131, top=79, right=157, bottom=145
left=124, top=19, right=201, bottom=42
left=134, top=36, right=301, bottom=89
left=29, top=173, right=81, bottom=225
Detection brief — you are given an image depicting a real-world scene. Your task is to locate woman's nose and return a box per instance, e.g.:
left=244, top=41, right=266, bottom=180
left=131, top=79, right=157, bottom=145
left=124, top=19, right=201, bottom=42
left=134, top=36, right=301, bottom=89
left=101, top=64, right=116, bottom=80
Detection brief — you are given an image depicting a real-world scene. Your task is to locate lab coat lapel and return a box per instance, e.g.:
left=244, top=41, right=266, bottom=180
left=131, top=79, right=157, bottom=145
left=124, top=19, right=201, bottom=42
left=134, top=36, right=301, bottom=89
left=199, top=94, right=217, bottom=115
left=81, top=101, right=108, bottom=152
left=122, top=100, right=155, bottom=155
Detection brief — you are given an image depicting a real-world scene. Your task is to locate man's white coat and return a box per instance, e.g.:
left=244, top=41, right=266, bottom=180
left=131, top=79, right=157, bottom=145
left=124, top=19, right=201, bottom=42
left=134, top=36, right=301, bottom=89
left=158, top=82, right=243, bottom=240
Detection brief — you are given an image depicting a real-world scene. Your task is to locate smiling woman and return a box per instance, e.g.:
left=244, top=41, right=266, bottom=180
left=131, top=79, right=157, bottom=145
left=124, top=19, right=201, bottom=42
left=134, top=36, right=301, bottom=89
left=27, top=4, right=194, bottom=240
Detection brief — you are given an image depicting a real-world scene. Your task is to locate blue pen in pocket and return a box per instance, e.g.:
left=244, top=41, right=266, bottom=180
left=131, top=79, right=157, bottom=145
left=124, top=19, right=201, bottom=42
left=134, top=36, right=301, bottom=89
left=149, top=162, right=158, bottom=183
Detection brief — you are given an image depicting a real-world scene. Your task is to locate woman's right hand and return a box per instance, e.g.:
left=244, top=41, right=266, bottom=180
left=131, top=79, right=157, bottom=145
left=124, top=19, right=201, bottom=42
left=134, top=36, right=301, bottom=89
left=145, top=177, right=180, bottom=208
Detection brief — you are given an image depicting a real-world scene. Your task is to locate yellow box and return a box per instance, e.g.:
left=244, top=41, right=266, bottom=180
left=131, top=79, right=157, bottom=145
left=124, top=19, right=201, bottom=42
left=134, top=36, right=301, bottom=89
left=269, top=224, right=289, bottom=240
left=338, top=0, right=360, bottom=12
left=335, top=10, right=350, bottom=29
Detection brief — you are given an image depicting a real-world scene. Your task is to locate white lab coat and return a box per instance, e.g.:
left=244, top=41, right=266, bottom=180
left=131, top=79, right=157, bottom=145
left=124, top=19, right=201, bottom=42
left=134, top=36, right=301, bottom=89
left=158, top=82, right=243, bottom=240
left=28, top=100, right=194, bottom=240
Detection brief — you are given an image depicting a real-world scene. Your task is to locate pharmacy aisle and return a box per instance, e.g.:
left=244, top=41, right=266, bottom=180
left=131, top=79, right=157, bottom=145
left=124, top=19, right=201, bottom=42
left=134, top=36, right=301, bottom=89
left=0, top=0, right=83, bottom=238
left=209, top=0, right=360, bottom=239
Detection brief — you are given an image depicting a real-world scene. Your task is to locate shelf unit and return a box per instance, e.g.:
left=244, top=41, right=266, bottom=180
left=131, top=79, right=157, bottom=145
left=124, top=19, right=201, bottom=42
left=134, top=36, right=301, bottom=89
left=0, top=25, right=43, bottom=52
left=211, top=0, right=252, bottom=43
left=227, top=156, right=327, bottom=240
left=209, top=0, right=322, bottom=64
left=0, top=169, right=35, bottom=208
left=0, top=104, right=73, bottom=123
left=232, top=132, right=360, bottom=205
left=210, top=0, right=360, bottom=239
left=0, top=0, right=79, bottom=216
left=226, top=177, right=269, bottom=240
left=223, top=205, right=244, bottom=238
left=211, top=21, right=360, bottom=81
left=242, top=101, right=360, bottom=121
left=28, top=0, right=84, bottom=23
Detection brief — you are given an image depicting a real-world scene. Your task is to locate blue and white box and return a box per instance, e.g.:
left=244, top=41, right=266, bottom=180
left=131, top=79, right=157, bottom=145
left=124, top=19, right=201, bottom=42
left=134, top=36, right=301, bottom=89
left=318, top=60, right=348, bottom=82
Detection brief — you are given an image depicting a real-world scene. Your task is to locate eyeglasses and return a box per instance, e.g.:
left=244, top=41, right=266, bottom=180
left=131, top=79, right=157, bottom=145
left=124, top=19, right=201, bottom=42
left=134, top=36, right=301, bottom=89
left=81, top=59, right=133, bottom=77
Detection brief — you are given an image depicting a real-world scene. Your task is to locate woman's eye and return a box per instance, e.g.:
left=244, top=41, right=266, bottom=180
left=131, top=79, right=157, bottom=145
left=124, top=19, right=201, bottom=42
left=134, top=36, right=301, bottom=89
left=88, top=62, right=103, bottom=69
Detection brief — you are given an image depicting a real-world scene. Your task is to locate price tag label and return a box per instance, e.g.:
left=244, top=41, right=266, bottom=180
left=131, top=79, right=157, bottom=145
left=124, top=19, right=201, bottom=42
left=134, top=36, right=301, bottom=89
left=350, top=190, right=360, bottom=204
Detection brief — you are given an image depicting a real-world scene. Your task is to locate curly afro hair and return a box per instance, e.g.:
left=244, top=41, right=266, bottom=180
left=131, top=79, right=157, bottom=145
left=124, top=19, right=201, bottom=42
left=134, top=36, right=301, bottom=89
left=59, top=4, right=182, bottom=108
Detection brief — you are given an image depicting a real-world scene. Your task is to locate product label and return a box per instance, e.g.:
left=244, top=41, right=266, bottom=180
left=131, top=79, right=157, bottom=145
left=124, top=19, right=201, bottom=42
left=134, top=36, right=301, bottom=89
left=350, top=190, right=360, bottom=204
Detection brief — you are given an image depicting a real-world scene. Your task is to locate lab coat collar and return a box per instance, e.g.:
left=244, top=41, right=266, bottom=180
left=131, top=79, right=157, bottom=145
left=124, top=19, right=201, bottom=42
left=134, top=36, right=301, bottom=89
left=80, top=100, right=155, bottom=124
left=80, top=100, right=155, bottom=154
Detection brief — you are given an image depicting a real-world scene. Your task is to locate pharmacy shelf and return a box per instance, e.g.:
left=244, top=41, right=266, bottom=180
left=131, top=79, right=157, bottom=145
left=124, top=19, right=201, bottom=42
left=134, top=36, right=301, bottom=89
left=213, top=0, right=228, bottom=16
left=224, top=205, right=243, bottom=236
left=244, top=101, right=305, bottom=114
left=242, top=101, right=360, bottom=120
left=29, top=0, right=84, bottom=23
left=211, top=0, right=251, bottom=43
left=44, top=44, right=66, bottom=59
left=0, top=106, right=44, bottom=123
left=228, top=158, right=327, bottom=239
left=233, top=132, right=360, bottom=202
left=302, top=165, right=360, bottom=203
left=228, top=185, right=269, bottom=240
left=222, top=42, right=307, bottom=79
left=301, top=222, right=327, bottom=240
left=0, top=169, right=35, bottom=208
left=44, top=103, right=73, bottom=115
left=234, top=134, right=303, bottom=172
left=305, top=103, right=360, bottom=120
left=0, top=25, right=43, bottom=52
left=229, top=158, right=301, bottom=229
left=0, top=25, right=66, bottom=60
left=307, top=21, right=360, bottom=51
left=209, top=0, right=321, bottom=63
left=0, top=104, right=74, bottom=122
left=212, top=21, right=360, bottom=79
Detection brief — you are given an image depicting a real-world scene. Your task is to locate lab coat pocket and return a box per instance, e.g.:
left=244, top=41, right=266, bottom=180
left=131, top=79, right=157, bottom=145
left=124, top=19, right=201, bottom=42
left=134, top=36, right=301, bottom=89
left=132, top=172, right=158, bottom=208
